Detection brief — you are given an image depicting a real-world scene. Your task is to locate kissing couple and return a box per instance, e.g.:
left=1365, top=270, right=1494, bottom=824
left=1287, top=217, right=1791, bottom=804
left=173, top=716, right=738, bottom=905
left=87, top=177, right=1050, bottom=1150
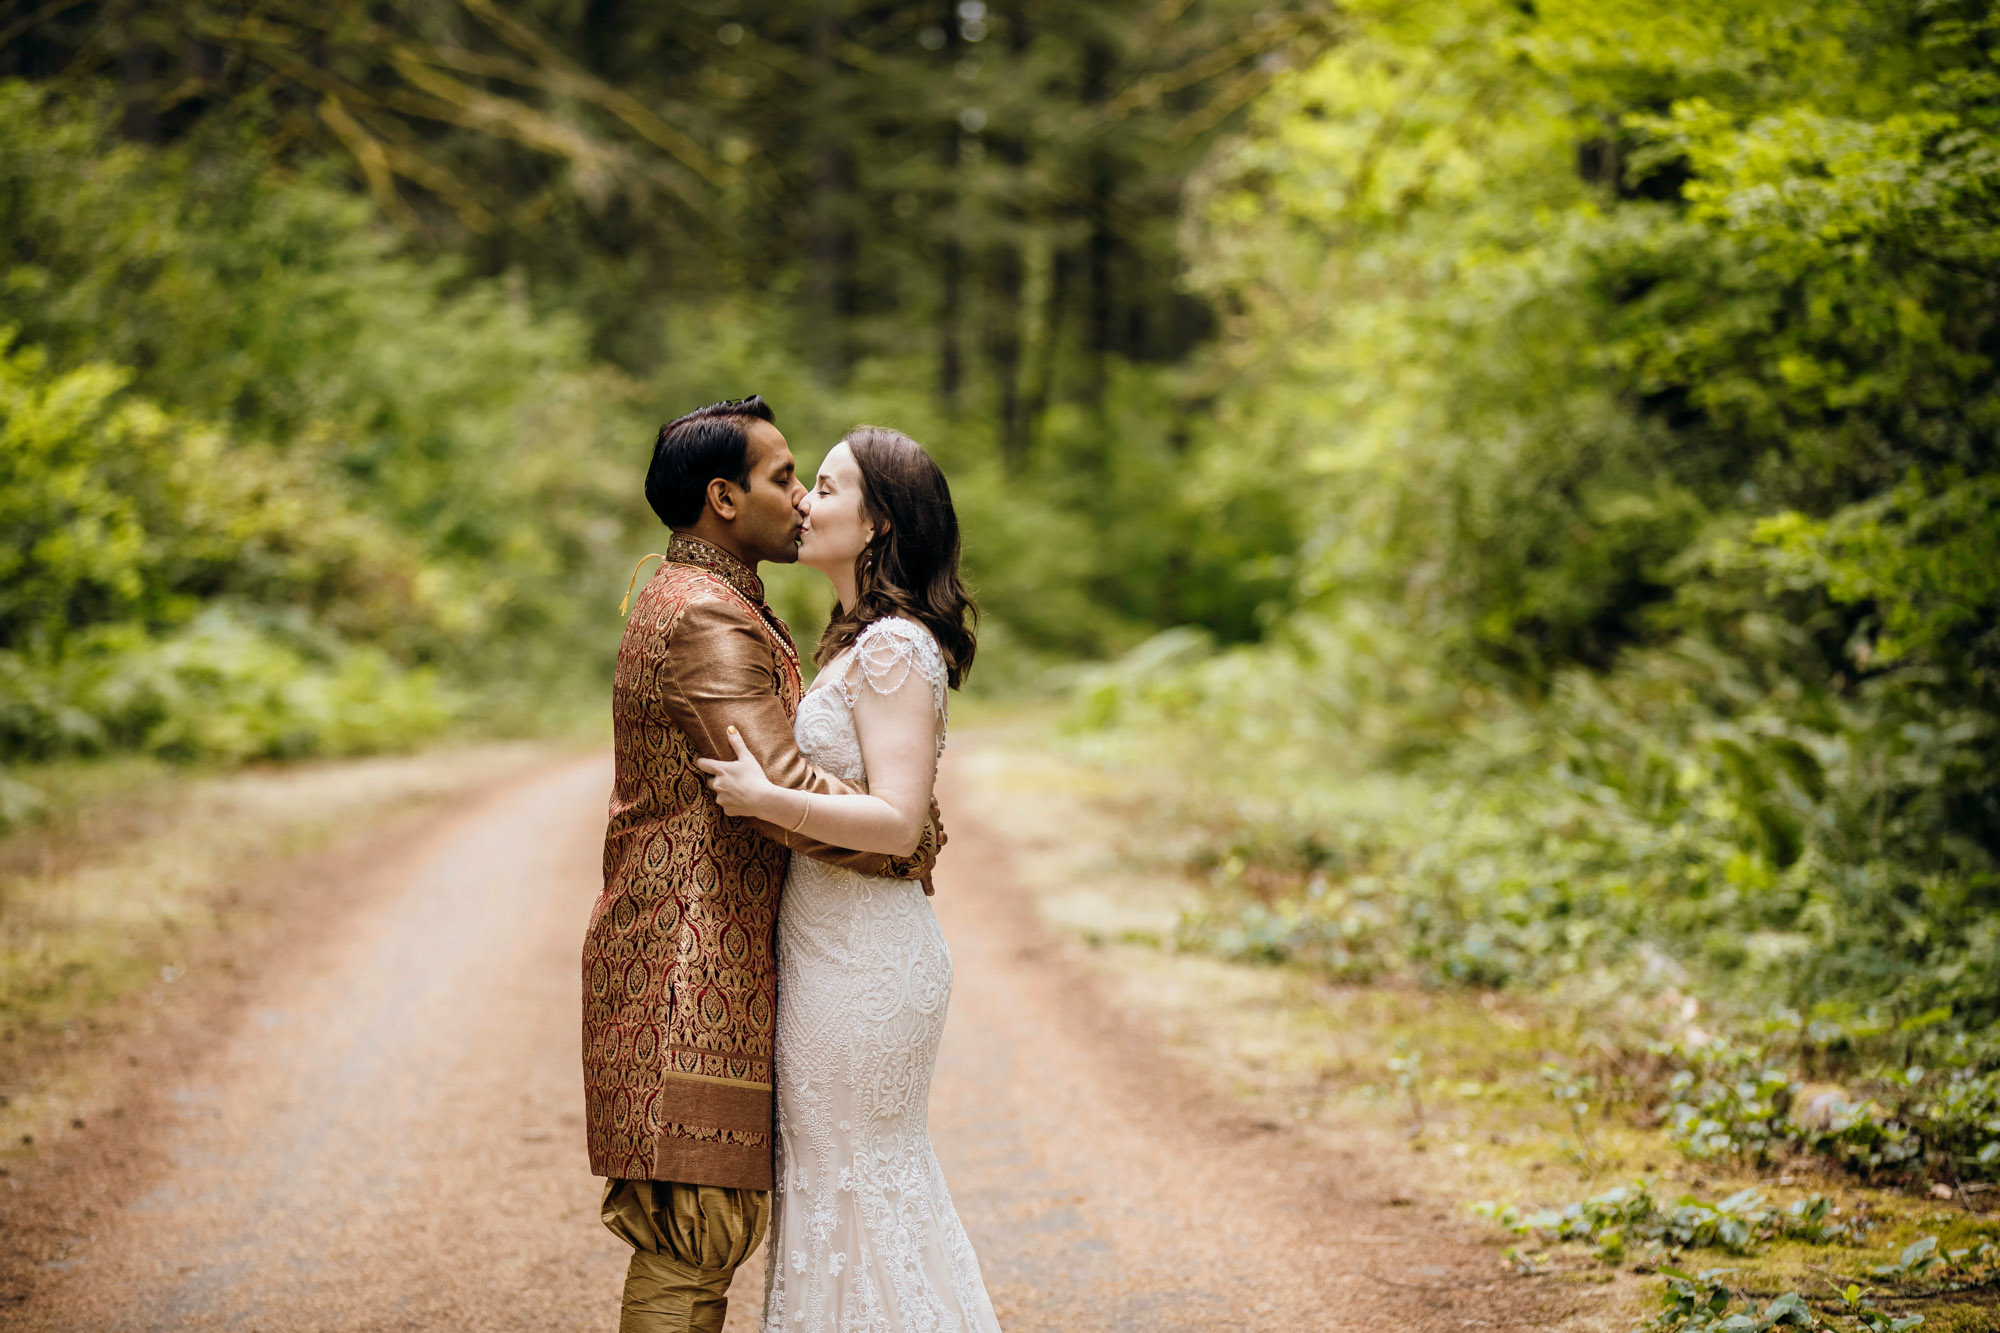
left=581, top=396, right=1002, bottom=1333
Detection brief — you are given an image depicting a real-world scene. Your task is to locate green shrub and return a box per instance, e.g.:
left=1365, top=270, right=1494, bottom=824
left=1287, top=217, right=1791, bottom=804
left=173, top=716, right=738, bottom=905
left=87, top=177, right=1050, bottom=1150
left=1475, top=1181, right=1860, bottom=1263
left=1071, top=0, right=2000, bottom=1194
left=0, top=83, right=648, bottom=778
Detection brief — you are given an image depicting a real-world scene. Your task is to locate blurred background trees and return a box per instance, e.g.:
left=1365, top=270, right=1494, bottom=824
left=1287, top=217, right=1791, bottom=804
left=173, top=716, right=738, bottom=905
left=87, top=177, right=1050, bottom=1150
left=3, top=1, right=1998, bottom=1053
left=1083, top=0, right=2000, bottom=1059
left=0, top=0, right=1332, bottom=768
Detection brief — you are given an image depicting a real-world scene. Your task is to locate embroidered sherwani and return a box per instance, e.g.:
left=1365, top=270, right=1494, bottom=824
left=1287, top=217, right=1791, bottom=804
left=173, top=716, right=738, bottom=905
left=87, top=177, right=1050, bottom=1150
left=582, top=534, right=925, bottom=1191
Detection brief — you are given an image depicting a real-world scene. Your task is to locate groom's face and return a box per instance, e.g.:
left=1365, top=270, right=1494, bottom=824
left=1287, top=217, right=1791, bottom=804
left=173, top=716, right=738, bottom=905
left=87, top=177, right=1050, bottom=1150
left=734, top=420, right=810, bottom=565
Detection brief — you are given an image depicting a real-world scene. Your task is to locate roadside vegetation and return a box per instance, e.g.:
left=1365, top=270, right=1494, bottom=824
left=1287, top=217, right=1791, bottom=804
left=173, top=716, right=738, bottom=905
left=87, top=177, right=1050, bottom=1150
left=1061, top=2, right=2000, bottom=1327
left=0, top=85, right=647, bottom=799
left=2, top=3, right=1994, bottom=1326
left=973, top=728, right=2000, bottom=1332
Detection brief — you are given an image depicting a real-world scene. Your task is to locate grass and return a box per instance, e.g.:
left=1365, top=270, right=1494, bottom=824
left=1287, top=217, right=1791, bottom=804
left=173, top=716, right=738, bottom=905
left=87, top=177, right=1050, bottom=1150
left=951, top=716, right=2000, bottom=1332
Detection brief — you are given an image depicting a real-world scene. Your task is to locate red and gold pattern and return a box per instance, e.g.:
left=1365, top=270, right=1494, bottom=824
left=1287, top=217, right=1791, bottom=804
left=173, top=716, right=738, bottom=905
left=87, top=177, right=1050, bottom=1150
left=583, top=535, right=918, bottom=1189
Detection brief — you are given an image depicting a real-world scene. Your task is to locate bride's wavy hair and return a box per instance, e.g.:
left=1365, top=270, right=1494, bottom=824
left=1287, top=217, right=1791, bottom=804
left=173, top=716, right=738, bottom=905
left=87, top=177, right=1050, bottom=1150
left=813, top=426, right=977, bottom=689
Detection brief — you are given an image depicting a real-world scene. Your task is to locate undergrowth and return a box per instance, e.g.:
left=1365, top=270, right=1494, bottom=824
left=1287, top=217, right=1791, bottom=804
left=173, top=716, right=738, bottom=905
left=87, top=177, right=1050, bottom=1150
left=1472, top=1177, right=2000, bottom=1330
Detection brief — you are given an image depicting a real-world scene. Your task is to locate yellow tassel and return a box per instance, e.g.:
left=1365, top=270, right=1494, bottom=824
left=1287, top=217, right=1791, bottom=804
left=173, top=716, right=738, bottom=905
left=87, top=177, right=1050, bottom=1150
left=619, top=552, right=667, bottom=616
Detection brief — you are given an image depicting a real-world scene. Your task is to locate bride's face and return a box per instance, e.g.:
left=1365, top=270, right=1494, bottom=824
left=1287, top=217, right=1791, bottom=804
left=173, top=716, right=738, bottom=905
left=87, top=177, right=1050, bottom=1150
left=797, top=441, right=879, bottom=577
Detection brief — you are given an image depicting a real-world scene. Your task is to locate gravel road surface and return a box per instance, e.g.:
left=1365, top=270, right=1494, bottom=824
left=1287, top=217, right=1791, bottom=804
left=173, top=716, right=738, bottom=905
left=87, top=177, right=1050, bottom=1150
left=7, top=747, right=1567, bottom=1331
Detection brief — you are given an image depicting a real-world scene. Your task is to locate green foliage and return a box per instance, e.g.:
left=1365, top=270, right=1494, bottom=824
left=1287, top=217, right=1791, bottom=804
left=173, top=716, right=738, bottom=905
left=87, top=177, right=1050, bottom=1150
left=1906, top=1067, right=2000, bottom=1179
left=1659, top=1047, right=1804, bottom=1165
left=0, top=329, right=446, bottom=759
left=1646, top=1269, right=1906, bottom=1333
left=1103, top=614, right=1998, bottom=1014
left=23, top=2, right=1333, bottom=423
left=0, top=611, right=449, bottom=763
left=1076, top=0, right=2000, bottom=1162
left=0, top=84, right=647, bottom=776
left=1745, top=475, right=2000, bottom=673
left=1482, top=1186, right=2000, bottom=1332
left=1474, top=1181, right=1860, bottom=1263
left=1645, top=1238, right=2000, bottom=1333
left=1479, top=1181, right=2000, bottom=1331
left=1629, top=1031, right=2000, bottom=1185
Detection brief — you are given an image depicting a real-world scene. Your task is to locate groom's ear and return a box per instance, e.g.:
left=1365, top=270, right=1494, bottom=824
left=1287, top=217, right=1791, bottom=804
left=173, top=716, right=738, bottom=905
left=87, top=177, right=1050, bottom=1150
left=706, top=476, right=740, bottom=521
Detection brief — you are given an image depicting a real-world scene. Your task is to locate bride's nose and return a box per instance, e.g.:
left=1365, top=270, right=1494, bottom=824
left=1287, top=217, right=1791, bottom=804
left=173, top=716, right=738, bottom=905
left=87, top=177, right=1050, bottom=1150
left=796, top=489, right=814, bottom=515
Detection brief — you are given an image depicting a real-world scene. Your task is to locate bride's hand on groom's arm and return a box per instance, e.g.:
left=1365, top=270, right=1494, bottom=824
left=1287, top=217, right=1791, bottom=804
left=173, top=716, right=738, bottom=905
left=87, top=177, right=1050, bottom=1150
left=697, top=663, right=940, bottom=859
left=695, top=726, right=788, bottom=822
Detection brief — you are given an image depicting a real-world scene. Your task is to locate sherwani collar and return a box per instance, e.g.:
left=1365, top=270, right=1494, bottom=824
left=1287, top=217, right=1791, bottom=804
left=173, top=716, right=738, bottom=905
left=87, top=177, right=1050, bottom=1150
left=666, top=533, right=800, bottom=671
left=667, top=533, right=766, bottom=605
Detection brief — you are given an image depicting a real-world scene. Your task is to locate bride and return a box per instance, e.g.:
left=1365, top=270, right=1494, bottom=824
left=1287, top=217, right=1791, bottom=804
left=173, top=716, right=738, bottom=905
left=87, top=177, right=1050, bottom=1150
left=696, top=425, right=1002, bottom=1333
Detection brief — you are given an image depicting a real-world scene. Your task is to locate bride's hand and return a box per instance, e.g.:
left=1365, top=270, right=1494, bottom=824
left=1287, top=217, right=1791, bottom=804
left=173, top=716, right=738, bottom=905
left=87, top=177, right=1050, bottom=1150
left=695, top=726, right=778, bottom=820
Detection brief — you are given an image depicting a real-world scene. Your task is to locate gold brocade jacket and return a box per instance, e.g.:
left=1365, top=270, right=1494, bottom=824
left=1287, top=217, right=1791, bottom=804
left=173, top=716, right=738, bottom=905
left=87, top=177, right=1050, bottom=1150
left=582, top=535, right=926, bottom=1189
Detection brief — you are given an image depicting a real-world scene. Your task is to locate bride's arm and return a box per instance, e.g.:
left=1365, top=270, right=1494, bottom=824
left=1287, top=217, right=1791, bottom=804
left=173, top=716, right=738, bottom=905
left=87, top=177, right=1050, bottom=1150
left=697, top=658, right=939, bottom=858
left=663, top=596, right=933, bottom=877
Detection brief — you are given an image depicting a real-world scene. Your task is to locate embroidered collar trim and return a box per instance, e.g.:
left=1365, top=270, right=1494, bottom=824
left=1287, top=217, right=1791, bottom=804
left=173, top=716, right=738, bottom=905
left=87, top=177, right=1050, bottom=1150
left=667, top=534, right=766, bottom=605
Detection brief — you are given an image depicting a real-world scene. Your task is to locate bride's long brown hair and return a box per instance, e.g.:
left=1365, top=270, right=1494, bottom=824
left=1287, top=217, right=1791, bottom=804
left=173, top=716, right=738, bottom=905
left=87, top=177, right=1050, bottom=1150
left=813, top=426, right=977, bottom=688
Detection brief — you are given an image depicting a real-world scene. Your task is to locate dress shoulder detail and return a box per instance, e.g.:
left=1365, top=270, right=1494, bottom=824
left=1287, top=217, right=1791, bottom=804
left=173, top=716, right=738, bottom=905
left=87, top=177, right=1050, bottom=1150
left=840, top=617, right=949, bottom=725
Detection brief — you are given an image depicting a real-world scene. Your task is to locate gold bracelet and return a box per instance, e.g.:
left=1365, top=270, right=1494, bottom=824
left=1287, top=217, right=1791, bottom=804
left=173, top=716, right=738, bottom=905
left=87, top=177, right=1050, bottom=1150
left=790, top=791, right=813, bottom=833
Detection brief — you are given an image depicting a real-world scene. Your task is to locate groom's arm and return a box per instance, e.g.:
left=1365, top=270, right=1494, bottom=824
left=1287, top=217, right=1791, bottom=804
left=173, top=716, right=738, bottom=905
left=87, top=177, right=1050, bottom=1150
left=663, top=596, right=937, bottom=880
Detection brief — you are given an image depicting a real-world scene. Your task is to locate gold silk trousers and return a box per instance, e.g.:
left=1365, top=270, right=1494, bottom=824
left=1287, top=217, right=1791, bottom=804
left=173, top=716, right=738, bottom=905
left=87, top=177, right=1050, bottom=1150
left=602, top=1177, right=770, bottom=1333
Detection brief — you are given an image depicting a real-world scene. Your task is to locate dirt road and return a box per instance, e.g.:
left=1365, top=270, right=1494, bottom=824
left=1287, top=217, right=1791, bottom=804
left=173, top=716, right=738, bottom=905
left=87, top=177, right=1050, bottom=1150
left=7, top=746, right=1574, bottom=1331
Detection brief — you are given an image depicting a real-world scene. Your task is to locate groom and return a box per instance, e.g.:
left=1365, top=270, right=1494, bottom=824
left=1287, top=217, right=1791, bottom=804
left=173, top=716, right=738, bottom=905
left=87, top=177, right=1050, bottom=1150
left=582, top=395, right=939, bottom=1333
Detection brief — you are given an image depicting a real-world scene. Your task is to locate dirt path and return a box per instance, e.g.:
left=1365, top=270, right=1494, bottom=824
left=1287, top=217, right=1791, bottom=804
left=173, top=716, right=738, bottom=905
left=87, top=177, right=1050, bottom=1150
left=5, top=743, right=1578, bottom=1331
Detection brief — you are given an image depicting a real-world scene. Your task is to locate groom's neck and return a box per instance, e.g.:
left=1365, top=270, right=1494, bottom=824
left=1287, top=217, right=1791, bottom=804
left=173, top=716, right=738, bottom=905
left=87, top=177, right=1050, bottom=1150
left=673, top=520, right=759, bottom=573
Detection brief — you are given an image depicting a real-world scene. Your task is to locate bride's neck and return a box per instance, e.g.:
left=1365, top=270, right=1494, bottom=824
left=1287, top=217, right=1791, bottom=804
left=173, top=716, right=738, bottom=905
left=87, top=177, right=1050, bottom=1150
left=827, top=566, right=859, bottom=612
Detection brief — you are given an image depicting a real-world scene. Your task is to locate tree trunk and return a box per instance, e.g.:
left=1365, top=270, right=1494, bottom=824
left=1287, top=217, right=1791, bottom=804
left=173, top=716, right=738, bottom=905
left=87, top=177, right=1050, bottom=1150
left=988, top=243, right=1025, bottom=463
left=809, top=0, right=852, bottom=378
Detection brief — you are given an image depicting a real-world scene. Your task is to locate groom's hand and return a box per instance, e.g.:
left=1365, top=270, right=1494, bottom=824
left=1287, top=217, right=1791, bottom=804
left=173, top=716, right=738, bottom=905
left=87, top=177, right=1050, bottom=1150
left=917, top=797, right=946, bottom=896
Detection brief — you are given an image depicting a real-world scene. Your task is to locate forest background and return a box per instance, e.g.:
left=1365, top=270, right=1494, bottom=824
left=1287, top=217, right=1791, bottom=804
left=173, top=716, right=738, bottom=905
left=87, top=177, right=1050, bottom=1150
left=3, top=0, right=2000, bottom=1312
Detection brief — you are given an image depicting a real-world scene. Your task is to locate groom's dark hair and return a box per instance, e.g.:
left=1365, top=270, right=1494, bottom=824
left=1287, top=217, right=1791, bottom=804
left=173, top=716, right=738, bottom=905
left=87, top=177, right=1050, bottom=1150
left=646, top=394, right=778, bottom=528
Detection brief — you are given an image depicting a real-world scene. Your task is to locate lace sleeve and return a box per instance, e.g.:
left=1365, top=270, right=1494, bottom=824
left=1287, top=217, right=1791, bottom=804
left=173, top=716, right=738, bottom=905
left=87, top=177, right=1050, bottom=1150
left=841, top=617, right=949, bottom=743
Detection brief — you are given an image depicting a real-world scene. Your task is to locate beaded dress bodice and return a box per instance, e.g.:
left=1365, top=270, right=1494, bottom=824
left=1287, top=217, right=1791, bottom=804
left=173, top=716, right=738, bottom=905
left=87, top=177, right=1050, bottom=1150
left=791, top=616, right=950, bottom=785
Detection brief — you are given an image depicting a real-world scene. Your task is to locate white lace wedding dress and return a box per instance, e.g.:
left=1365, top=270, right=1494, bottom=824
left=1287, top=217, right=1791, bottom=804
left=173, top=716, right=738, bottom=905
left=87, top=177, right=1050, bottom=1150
left=761, top=616, right=1002, bottom=1333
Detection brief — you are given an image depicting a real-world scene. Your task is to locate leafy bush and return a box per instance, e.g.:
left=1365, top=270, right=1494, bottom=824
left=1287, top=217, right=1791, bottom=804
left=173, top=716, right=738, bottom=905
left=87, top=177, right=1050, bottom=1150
left=0, top=611, right=449, bottom=763
left=1474, top=1182, right=1861, bottom=1265
left=0, top=84, right=649, bottom=782
left=1644, top=1238, right=2000, bottom=1333
left=1648, top=1270, right=1918, bottom=1333
left=1076, top=0, right=2000, bottom=1125
left=1658, top=1047, right=1802, bottom=1166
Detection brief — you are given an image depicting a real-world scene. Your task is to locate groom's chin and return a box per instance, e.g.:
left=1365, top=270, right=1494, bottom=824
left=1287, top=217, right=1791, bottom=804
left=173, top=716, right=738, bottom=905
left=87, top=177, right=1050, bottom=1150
left=767, top=544, right=802, bottom=565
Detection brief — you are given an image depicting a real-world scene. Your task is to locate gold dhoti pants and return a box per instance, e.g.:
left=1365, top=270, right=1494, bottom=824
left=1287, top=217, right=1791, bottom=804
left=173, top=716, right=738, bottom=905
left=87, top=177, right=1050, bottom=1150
left=601, top=1178, right=770, bottom=1333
